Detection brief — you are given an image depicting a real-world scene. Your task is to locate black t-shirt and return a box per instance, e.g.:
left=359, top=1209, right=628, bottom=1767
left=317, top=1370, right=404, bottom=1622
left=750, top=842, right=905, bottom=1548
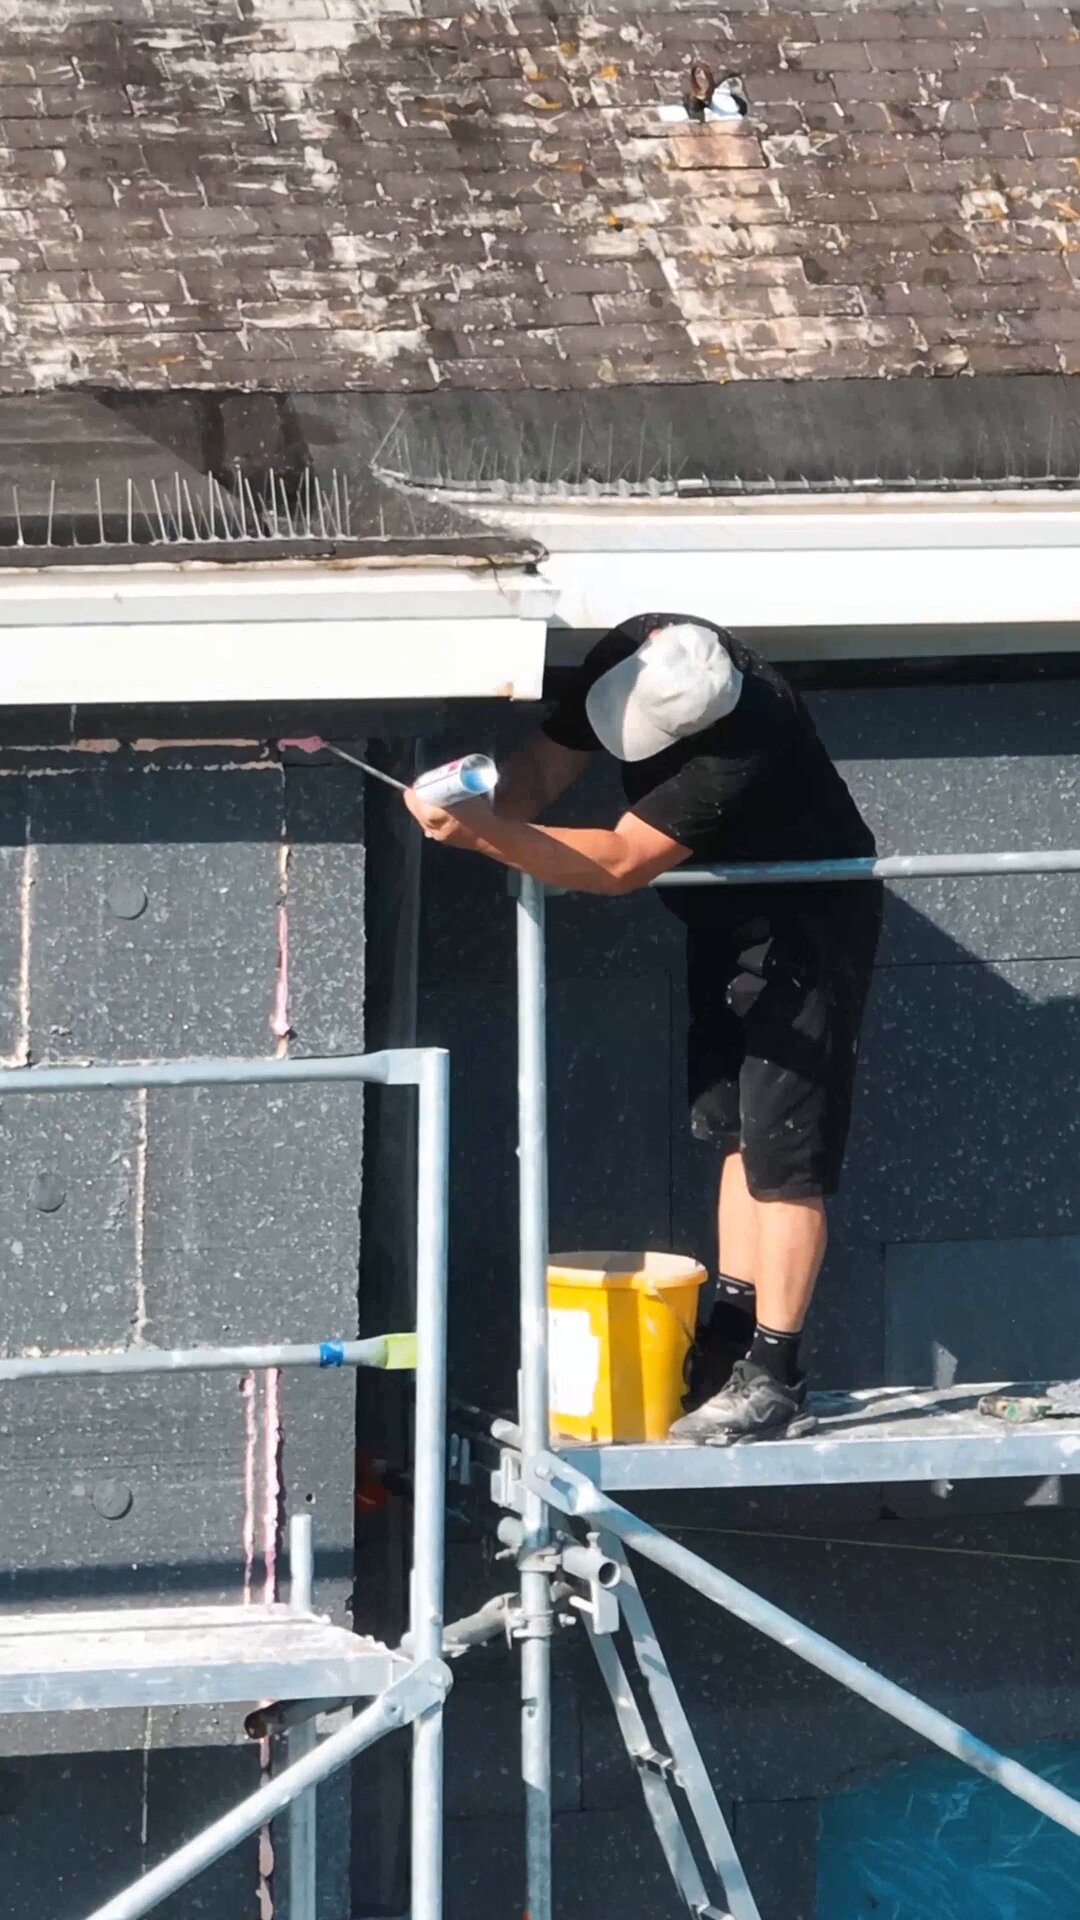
left=542, top=613, right=875, bottom=922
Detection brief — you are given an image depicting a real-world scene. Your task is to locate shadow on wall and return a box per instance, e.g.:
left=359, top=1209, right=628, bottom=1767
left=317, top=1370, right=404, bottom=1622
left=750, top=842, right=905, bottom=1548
left=413, top=679, right=1080, bottom=1411
left=819, top=1741, right=1080, bottom=1920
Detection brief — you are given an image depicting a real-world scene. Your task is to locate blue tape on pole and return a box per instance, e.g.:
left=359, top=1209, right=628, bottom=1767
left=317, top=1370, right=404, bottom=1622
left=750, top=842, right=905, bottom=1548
left=319, top=1340, right=346, bottom=1369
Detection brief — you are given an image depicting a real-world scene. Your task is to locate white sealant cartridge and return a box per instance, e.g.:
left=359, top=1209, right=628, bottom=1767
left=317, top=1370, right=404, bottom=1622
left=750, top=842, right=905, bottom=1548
left=412, top=754, right=498, bottom=809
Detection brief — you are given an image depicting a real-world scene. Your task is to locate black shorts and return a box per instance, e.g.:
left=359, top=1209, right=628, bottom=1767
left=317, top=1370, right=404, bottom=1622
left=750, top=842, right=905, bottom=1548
left=685, top=882, right=883, bottom=1200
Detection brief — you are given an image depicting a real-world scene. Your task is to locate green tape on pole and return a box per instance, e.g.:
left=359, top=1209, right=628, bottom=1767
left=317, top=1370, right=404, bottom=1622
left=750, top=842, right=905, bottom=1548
left=381, top=1332, right=418, bottom=1371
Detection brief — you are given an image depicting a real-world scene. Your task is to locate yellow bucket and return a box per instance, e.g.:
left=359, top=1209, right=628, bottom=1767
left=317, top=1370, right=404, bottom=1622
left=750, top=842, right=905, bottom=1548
left=547, top=1251, right=706, bottom=1445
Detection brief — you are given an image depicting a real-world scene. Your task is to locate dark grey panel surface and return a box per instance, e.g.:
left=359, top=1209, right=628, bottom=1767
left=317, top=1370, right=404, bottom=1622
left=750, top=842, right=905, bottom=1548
left=0, top=1375, right=249, bottom=1600
left=550, top=973, right=672, bottom=1256
left=284, top=763, right=366, bottom=1057
left=423, top=972, right=672, bottom=1412
left=842, top=959, right=1080, bottom=1245
left=275, top=1755, right=353, bottom=1920
left=0, top=1705, right=245, bottom=1761
left=134, top=1042, right=362, bottom=1641
left=0, top=738, right=367, bottom=1920
left=733, top=1799, right=817, bottom=1920
left=0, top=1091, right=138, bottom=1346
left=886, top=1235, right=1080, bottom=1388
left=144, top=1236, right=362, bottom=1347
left=444, top=1674, right=581, bottom=1820
left=419, top=984, right=517, bottom=1411
left=657, top=1514, right=1080, bottom=1711
left=812, top=681, right=1080, bottom=766
left=816, top=683, right=1080, bottom=966
left=143, top=1085, right=363, bottom=1265
left=0, top=1742, right=291, bottom=1918
left=0, top=1750, right=144, bottom=1917
left=446, top=1809, right=684, bottom=1920
left=880, top=875, right=1080, bottom=969
left=148, top=1745, right=263, bottom=1920
left=0, top=778, right=26, bottom=1060
left=803, top=1238, right=886, bottom=1394
left=28, top=769, right=282, bottom=1062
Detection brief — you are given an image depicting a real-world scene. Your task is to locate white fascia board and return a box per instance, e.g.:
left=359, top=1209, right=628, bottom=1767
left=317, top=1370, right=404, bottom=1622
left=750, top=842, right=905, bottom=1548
left=0, top=561, right=556, bottom=703
left=472, top=491, right=1080, bottom=631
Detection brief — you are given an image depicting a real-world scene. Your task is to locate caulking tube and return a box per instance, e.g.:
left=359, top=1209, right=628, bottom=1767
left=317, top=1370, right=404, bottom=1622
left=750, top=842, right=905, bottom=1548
left=278, top=738, right=498, bottom=808
left=412, top=753, right=498, bottom=808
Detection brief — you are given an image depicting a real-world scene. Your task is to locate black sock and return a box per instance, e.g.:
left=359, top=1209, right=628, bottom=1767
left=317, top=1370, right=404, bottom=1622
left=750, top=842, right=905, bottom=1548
left=749, top=1322, right=801, bottom=1386
left=705, top=1275, right=756, bottom=1349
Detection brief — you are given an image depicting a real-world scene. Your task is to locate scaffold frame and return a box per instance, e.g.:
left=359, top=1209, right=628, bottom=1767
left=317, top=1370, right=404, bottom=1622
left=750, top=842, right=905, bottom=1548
left=501, top=858, right=1080, bottom=1920
left=0, top=1047, right=451, bottom=1920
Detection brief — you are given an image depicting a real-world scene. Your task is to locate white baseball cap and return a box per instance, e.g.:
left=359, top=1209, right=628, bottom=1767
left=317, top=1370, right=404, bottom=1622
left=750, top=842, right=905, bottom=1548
left=585, top=622, right=743, bottom=762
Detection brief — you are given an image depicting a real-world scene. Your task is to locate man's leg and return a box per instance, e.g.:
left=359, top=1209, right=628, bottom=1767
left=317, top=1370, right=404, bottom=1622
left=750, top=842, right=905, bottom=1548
left=714, top=1151, right=827, bottom=1385
left=678, top=889, right=878, bottom=1438
left=673, top=899, right=875, bottom=1443
left=718, top=1148, right=828, bottom=1318
left=709, top=1147, right=760, bottom=1345
left=684, top=1152, right=826, bottom=1413
left=716, top=1146, right=759, bottom=1287
left=749, top=1183, right=827, bottom=1335
left=672, top=1161, right=827, bottom=1444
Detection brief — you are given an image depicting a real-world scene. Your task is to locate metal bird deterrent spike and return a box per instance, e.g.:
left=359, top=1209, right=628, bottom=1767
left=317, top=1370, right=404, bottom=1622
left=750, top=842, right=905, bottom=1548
left=0, top=467, right=358, bottom=551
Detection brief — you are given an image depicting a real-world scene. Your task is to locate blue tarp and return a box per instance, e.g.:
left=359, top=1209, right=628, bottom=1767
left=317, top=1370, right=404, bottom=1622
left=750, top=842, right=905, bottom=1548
left=819, top=1743, right=1080, bottom=1920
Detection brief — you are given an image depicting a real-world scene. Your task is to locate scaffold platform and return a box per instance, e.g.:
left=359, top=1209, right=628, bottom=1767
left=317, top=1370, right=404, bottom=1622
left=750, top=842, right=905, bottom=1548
left=552, top=1382, right=1080, bottom=1492
left=0, top=1604, right=406, bottom=1718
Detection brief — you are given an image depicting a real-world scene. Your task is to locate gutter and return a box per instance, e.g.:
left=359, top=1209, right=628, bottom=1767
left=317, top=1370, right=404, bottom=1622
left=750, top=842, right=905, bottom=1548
left=0, top=558, right=556, bottom=705
left=434, top=489, right=1080, bottom=639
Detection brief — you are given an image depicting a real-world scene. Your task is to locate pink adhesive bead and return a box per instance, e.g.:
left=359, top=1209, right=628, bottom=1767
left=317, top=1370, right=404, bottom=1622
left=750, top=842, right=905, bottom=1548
left=277, top=735, right=325, bottom=753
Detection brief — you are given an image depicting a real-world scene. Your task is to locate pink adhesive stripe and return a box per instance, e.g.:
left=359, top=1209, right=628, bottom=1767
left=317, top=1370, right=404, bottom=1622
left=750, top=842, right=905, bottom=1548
left=256, top=1804, right=274, bottom=1920
left=262, top=1366, right=281, bottom=1605
left=270, top=899, right=290, bottom=1042
left=240, top=1368, right=280, bottom=1914
left=277, top=735, right=324, bottom=753
left=240, top=1372, right=257, bottom=1605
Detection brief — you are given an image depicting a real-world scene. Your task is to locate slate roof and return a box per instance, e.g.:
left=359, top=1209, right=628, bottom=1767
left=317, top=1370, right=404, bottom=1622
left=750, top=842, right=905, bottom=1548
left=0, top=2, right=1078, bottom=394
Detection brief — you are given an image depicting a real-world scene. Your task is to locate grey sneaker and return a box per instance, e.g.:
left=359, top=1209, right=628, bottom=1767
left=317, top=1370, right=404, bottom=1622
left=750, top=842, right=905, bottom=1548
left=668, top=1358, right=817, bottom=1446
left=681, top=1321, right=749, bottom=1414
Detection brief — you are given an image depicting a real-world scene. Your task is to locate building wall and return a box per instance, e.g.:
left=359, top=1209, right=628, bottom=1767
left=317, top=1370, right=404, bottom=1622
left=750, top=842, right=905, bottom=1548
left=4, top=672, right=1078, bottom=1917
left=417, top=671, right=1080, bottom=1920
left=0, top=734, right=365, bottom=1918
left=0, top=1, right=1077, bottom=392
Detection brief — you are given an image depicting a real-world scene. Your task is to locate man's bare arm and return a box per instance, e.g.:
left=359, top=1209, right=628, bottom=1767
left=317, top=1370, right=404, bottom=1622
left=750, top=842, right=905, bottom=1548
left=404, top=793, right=691, bottom=895
left=493, top=732, right=593, bottom=821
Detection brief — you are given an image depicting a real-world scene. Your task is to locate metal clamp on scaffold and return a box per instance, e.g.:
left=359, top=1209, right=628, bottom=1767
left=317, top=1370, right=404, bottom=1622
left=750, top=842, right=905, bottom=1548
left=497, top=1516, right=621, bottom=1638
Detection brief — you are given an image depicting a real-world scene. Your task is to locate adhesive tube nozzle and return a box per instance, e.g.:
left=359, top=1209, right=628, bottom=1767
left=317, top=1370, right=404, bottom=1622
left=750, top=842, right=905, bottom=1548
left=276, top=737, right=406, bottom=791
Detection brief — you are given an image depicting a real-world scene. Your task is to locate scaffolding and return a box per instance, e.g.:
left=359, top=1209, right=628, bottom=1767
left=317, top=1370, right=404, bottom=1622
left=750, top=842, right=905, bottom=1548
left=490, top=857, right=1080, bottom=1920
left=0, top=1049, right=450, bottom=1920
left=9, top=856, right=1080, bottom=1918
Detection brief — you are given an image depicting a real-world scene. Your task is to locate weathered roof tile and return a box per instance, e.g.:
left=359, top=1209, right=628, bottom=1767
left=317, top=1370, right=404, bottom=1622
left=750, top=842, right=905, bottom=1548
left=1, top=0, right=1080, bottom=391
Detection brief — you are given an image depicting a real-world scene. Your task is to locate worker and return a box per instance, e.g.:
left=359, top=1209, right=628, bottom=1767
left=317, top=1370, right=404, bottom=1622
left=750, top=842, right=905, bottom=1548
left=404, top=615, right=882, bottom=1444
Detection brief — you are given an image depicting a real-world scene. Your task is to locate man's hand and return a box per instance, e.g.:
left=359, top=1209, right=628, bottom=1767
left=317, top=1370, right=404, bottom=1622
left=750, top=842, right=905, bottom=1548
left=403, top=787, right=491, bottom=846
